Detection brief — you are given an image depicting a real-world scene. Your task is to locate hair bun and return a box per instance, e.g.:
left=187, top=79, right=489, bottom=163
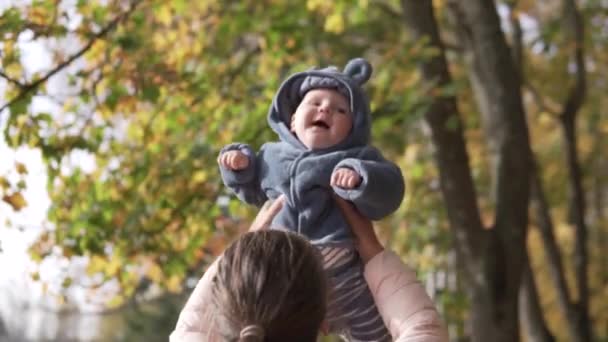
left=239, top=324, right=265, bottom=341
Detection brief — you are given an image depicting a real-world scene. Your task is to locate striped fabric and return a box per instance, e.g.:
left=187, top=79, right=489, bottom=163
left=318, top=246, right=392, bottom=342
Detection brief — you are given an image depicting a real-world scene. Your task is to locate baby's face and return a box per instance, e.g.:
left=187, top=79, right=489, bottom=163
left=290, top=88, right=353, bottom=150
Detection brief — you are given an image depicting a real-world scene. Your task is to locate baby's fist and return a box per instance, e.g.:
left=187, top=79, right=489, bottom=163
left=218, top=150, right=249, bottom=170
left=331, top=168, right=361, bottom=189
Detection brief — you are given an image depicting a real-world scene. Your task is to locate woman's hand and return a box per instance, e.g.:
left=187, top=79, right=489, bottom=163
left=249, top=195, right=286, bottom=231
left=334, top=196, right=384, bottom=264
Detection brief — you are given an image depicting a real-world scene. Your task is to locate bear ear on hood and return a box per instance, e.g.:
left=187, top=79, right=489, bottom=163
left=343, top=58, right=372, bottom=86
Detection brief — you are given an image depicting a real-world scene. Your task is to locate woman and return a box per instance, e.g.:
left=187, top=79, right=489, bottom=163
left=170, top=196, right=448, bottom=341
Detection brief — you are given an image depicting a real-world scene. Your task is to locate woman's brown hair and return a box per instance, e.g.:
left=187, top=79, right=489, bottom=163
left=211, top=229, right=327, bottom=342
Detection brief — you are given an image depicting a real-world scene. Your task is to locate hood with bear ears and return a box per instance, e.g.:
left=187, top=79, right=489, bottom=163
left=267, top=58, right=373, bottom=152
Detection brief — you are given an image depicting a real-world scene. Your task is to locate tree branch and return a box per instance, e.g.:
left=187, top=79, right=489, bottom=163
left=0, top=0, right=143, bottom=117
left=519, top=252, right=556, bottom=342
left=530, top=158, right=581, bottom=341
left=558, top=0, right=591, bottom=340
left=0, top=70, right=24, bottom=88
left=509, top=5, right=556, bottom=340
left=509, top=5, right=523, bottom=82
left=560, top=0, right=587, bottom=123
left=375, top=1, right=401, bottom=20
left=442, top=41, right=464, bottom=53
left=523, top=81, right=561, bottom=116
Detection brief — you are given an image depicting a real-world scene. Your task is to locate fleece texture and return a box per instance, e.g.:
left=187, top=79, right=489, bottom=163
left=219, top=58, right=404, bottom=244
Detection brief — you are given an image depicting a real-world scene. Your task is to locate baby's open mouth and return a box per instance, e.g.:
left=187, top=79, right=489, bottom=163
left=311, top=120, right=330, bottom=129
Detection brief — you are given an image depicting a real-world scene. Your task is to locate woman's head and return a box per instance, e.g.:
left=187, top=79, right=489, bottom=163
left=212, top=229, right=327, bottom=342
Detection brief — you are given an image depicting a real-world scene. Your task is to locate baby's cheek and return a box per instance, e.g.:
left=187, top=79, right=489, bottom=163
left=290, top=114, right=297, bottom=131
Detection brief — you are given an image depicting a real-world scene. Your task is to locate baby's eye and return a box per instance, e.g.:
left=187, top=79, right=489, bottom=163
left=337, top=108, right=347, bottom=114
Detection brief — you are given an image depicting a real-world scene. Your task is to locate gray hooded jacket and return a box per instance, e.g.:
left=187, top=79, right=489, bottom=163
left=219, top=58, right=404, bottom=245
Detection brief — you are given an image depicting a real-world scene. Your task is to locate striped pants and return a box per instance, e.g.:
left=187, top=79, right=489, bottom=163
left=318, top=246, right=392, bottom=342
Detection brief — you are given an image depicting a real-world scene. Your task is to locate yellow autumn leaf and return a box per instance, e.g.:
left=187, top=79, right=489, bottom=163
left=87, top=255, right=108, bottom=275
left=306, top=0, right=324, bottom=11
left=61, top=277, right=73, bottom=288
left=28, top=6, right=49, bottom=26
left=4, top=63, right=23, bottom=78
left=166, top=274, right=182, bottom=293
left=158, top=208, right=172, bottom=221
left=192, top=170, right=208, bottom=183
left=324, top=12, right=344, bottom=34
left=156, top=5, right=173, bottom=26
left=107, top=295, right=125, bottom=309
left=419, top=244, right=437, bottom=271
left=106, top=254, right=122, bottom=276
left=109, top=187, right=121, bottom=200
left=146, top=262, right=163, bottom=283
left=0, top=176, right=10, bottom=190
left=56, top=294, right=66, bottom=306
left=2, top=191, right=27, bottom=211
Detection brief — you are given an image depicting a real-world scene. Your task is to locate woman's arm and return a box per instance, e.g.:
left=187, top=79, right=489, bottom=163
left=364, top=251, right=448, bottom=342
left=169, top=259, right=221, bottom=342
left=334, top=196, right=448, bottom=341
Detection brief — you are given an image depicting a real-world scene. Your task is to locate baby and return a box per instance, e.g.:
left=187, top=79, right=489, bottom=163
left=218, top=58, right=404, bottom=341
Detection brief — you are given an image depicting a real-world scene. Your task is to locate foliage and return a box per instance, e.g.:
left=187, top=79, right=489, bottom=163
left=1, top=0, right=607, bottom=340
left=1, top=0, right=438, bottom=307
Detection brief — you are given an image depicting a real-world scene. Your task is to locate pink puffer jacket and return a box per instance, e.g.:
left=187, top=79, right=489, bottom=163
left=170, top=250, right=448, bottom=342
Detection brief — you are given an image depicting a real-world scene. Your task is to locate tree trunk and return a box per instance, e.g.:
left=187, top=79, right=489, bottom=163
left=519, top=255, right=555, bottom=342
left=561, top=113, right=591, bottom=342
left=592, top=158, right=607, bottom=284
left=400, top=1, right=531, bottom=341
left=450, top=0, right=531, bottom=340
left=508, top=8, right=555, bottom=340
left=559, top=0, right=591, bottom=340
left=530, top=159, right=587, bottom=341
left=399, top=0, right=485, bottom=273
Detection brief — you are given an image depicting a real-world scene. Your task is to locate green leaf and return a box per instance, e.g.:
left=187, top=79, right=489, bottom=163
left=8, top=95, right=31, bottom=117
left=142, top=85, right=160, bottom=102
left=106, top=84, right=128, bottom=110
left=0, top=8, right=24, bottom=34
left=117, top=34, right=140, bottom=51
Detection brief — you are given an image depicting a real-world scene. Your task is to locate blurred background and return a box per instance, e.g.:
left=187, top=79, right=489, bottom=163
left=0, top=0, right=606, bottom=341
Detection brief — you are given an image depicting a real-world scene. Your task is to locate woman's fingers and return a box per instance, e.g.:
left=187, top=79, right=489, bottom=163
left=334, top=195, right=384, bottom=264
left=249, top=195, right=286, bottom=231
left=334, top=195, right=367, bottom=227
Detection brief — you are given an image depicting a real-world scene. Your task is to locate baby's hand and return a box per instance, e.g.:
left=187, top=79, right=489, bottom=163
left=218, top=150, right=249, bottom=170
left=331, top=168, right=362, bottom=189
